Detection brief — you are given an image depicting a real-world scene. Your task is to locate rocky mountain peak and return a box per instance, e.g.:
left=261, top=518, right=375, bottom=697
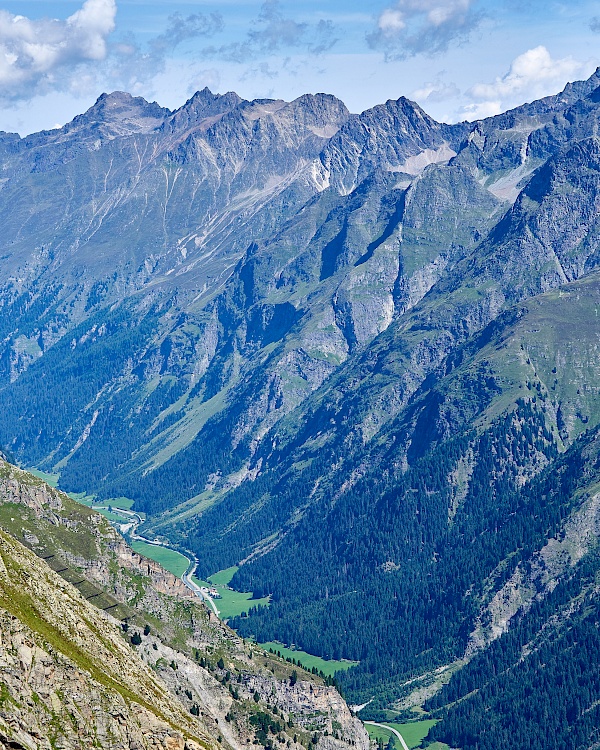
left=280, top=92, right=350, bottom=136
left=165, top=87, right=244, bottom=134
left=60, top=90, right=169, bottom=138
left=318, top=93, right=459, bottom=193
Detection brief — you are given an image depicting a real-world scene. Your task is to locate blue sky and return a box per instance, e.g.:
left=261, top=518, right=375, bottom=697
left=1, top=0, right=599, bottom=134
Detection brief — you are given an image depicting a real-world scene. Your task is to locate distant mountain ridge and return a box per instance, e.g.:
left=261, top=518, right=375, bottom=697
left=3, top=70, right=600, bottom=745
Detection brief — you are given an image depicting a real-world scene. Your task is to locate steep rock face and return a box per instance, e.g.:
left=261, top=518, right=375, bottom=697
left=121, top=158, right=501, bottom=516
left=0, top=461, right=368, bottom=750
left=0, top=92, right=169, bottom=180
left=451, top=69, right=600, bottom=203
left=0, top=89, right=350, bottom=345
left=0, top=529, right=214, bottom=750
left=1, top=73, right=598, bottom=516
left=162, top=88, right=243, bottom=136
left=137, top=639, right=368, bottom=750
left=0, top=89, right=355, bottom=406
left=319, top=97, right=465, bottom=194
left=240, top=673, right=367, bottom=749
left=0, top=460, right=193, bottom=601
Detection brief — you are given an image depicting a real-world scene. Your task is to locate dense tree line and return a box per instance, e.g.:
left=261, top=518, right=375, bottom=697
left=186, top=387, right=569, bottom=709
left=427, top=540, right=600, bottom=750
left=0, top=296, right=171, bottom=472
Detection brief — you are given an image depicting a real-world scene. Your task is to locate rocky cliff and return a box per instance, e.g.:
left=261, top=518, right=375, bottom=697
left=3, top=69, right=600, bottom=746
left=0, top=527, right=214, bottom=750
left=0, top=461, right=368, bottom=750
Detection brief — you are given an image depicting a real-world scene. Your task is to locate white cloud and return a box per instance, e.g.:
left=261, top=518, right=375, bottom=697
left=378, top=9, right=406, bottom=33
left=0, top=2, right=227, bottom=103
left=459, top=46, right=591, bottom=120
left=0, top=0, right=116, bottom=98
left=461, top=100, right=502, bottom=119
left=68, top=0, right=116, bottom=59
left=368, top=0, right=480, bottom=58
left=469, top=46, right=582, bottom=101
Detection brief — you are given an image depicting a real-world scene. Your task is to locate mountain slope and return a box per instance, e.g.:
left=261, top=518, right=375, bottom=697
left=1, top=71, right=600, bottom=734
left=1, top=76, right=597, bottom=501
left=0, top=460, right=368, bottom=750
left=182, top=267, right=600, bottom=710
left=426, top=427, right=600, bottom=750
left=0, top=525, right=214, bottom=750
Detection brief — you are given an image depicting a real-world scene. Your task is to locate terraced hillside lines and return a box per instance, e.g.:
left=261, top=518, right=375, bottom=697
left=0, top=528, right=214, bottom=749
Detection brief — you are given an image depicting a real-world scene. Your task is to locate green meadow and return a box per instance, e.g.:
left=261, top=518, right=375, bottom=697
left=193, top=565, right=270, bottom=619
left=366, top=721, right=438, bottom=750
left=257, top=641, right=358, bottom=677
left=207, top=566, right=237, bottom=586
left=130, top=540, right=190, bottom=578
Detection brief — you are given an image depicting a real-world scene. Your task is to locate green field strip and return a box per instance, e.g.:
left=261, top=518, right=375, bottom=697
left=130, top=540, right=189, bottom=578
left=366, top=721, right=438, bottom=750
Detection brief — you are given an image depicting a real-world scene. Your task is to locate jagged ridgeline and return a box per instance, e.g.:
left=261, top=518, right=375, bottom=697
left=2, top=69, right=600, bottom=746
left=0, top=460, right=368, bottom=750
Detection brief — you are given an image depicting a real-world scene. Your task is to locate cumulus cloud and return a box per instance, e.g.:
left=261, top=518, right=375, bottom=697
left=0, top=2, right=225, bottom=102
left=460, top=46, right=587, bottom=119
left=0, top=0, right=116, bottom=99
left=368, top=0, right=481, bottom=59
left=201, top=0, right=338, bottom=64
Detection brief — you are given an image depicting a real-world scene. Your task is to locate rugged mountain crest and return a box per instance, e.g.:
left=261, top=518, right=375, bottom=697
left=319, top=96, right=464, bottom=194
left=164, top=88, right=243, bottom=134
left=2, top=70, right=600, bottom=740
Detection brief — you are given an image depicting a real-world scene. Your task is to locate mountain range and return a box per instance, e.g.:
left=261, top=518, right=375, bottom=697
left=3, top=68, right=600, bottom=748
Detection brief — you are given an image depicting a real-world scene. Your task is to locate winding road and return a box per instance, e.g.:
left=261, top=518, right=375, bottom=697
left=364, top=722, right=410, bottom=750
left=104, top=504, right=399, bottom=745
left=98, top=505, right=220, bottom=616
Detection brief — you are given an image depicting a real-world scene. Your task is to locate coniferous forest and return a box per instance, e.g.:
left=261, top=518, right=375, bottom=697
left=1, top=57, right=600, bottom=750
